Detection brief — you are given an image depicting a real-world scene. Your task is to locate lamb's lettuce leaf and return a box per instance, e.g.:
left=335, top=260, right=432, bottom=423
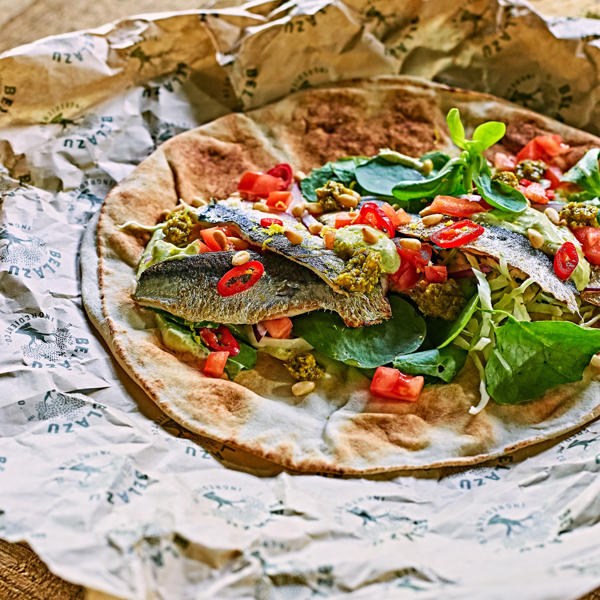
left=393, top=347, right=467, bottom=383
left=561, top=148, right=600, bottom=198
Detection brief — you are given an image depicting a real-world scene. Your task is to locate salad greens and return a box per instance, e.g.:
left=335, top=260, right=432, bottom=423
left=485, top=317, right=600, bottom=405
left=561, top=148, right=600, bottom=199
left=355, top=157, right=425, bottom=196
left=292, top=295, right=425, bottom=368
left=393, top=347, right=467, bottom=383
left=300, top=157, right=365, bottom=202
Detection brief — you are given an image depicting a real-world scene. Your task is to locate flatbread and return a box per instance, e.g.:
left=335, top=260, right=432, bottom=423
left=86, top=76, right=600, bottom=474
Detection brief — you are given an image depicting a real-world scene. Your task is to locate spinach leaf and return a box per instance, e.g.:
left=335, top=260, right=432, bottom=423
left=391, top=157, right=466, bottom=208
left=225, top=341, right=257, bottom=379
left=292, top=295, right=426, bottom=368
left=562, top=148, right=600, bottom=197
left=355, top=157, right=424, bottom=196
left=300, top=158, right=363, bottom=202
left=421, top=151, right=451, bottom=172
left=393, top=347, right=467, bottom=383
left=473, top=169, right=528, bottom=213
left=485, top=317, right=600, bottom=405
left=433, top=293, right=479, bottom=349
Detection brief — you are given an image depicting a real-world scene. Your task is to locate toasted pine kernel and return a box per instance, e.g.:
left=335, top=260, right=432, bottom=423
left=228, top=237, right=249, bottom=250
left=305, top=202, right=324, bottom=215
left=292, top=381, right=315, bottom=396
left=527, top=228, right=544, bottom=249
left=213, top=229, right=229, bottom=250
left=324, top=230, right=336, bottom=249
left=362, top=227, right=378, bottom=244
left=419, top=205, right=436, bottom=216
left=232, top=250, right=250, bottom=266
left=308, top=222, right=323, bottom=235
left=421, top=158, right=434, bottom=176
left=190, top=195, right=208, bottom=207
left=285, top=229, right=303, bottom=245
left=292, top=203, right=306, bottom=217
left=294, top=170, right=307, bottom=182
left=338, top=193, right=359, bottom=209
left=544, top=207, right=560, bottom=225
left=591, top=354, right=600, bottom=371
left=399, top=237, right=422, bottom=251
left=421, top=213, right=443, bottom=227
left=253, top=201, right=269, bottom=212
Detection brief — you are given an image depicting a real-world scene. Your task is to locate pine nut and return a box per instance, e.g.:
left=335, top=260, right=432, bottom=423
left=421, top=158, right=434, bottom=176
left=308, top=222, right=323, bottom=235
left=292, top=203, right=306, bottom=217
left=305, top=202, right=324, bottom=215
left=591, top=354, right=600, bottom=371
left=190, top=195, right=208, bottom=207
left=421, top=213, right=443, bottom=227
left=292, top=381, right=315, bottom=396
left=213, top=229, right=229, bottom=250
left=419, top=205, right=436, bottom=216
left=399, top=237, right=422, bottom=251
left=253, top=201, right=270, bottom=212
left=294, top=170, right=307, bottom=182
left=544, top=207, right=560, bottom=225
left=228, top=237, right=249, bottom=250
left=362, top=227, right=378, bottom=244
left=323, top=230, right=336, bottom=250
left=338, top=193, right=359, bottom=209
left=232, top=250, right=250, bottom=266
left=285, top=229, right=303, bottom=245
left=527, top=228, right=544, bottom=249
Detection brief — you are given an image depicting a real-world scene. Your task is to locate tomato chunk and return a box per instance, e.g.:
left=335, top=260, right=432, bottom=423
left=379, top=202, right=402, bottom=228
left=574, top=227, right=600, bottom=265
left=335, top=212, right=356, bottom=228
left=266, top=191, right=292, bottom=211
left=425, top=264, right=448, bottom=283
left=394, top=207, right=412, bottom=225
left=493, top=152, right=517, bottom=171
left=238, top=171, right=286, bottom=200
left=545, top=165, right=563, bottom=189
left=429, top=195, right=487, bottom=217
left=516, top=135, right=569, bottom=163
left=389, top=248, right=422, bottom=291
left=370, top=367, right=424, bottom=402
left=522, top=182, right=549, bottom=205
left=261, top=317, right=293, bottom=339
left=203, top=351, right=229, bottom=378
left=398, top=243, right=432, bottom=269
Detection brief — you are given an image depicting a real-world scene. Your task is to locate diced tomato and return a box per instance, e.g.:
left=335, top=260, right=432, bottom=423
left=424, top=265, right=448, bottom=283
left=194, top=240, right=211, bottom=253
left=395, top=208, right=412, bottom=225
left=516, top=135, right=570, bottom=163
left=574, top=227, right=600, bottom=265
left=237, top=171, right=286, bottom=200
left=398, top=243, right=432, bottom=269
left=519, top=179, right=532, bottom=187
left=379, top=202, right=402, bottom=228
left=335, top=212, right=356, bottom=228
left=429, top=195, right=487, bottom=217
left=522, top=182, right=549, bottom=205
left=203, top=351, right=229, bottom=378
left=266, top=191, right=292, bottom=211
left=370, top=366, right=424, bottom=402
left=554, top=241, right=579, bottom=280
left=201, top=227, right=227, bottom=251
left=493, top=152, right=517, bottom=171
left=389, top=259, right=421, bottom=292
left=546, top=190, right=555, bottom=200
left=545, top=165, right=563, bottom=189
left=261, top=317, right=293, bottom=339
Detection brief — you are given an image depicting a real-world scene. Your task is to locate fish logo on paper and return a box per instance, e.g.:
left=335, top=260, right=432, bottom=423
left=336, top=497, right=429, bottom=544
left=556, top=428, right=600, bottom=462
left=129, top=46, right=166, bottom=72
left=66, top=176, right=114, bottom=223
left=193, top=484, right=272, bottom=529
left=36, top=390, right=86, bottom=420
left=0, top=223, right=61, bottom=279
left=3, top=313, right=89, bottom=369
left=476, top=503, right=552, bottom=549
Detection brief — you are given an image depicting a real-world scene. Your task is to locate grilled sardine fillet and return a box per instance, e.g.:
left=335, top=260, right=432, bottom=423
left=133, top=251, right=392, bottom=327
left=398, top=218, right=579, bottom=313
left=195, top=199, right=350, bottom=293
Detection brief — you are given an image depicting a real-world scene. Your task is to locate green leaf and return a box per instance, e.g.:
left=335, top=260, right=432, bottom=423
left=471, top=121, right=506, bottom=151
left=391, top=157, right=466, bottom=208
left=485, top=317, right=600, bottom=405
left=292, top=295, right=426, bottom=368
left=225, top=341, right=257, bottom=379
left=562, top=148, right=600, bottom=196
left=434, top=294, right=479, bottom=349
left=300, top=158, right=363, bottom=202
left=393, top=347, right=467, bottom=383
left=355, top=157, right=424, bottom=196
left=473, top=170, right=527, bottom=213
left=420, top=151, right=451, bottom=172
left=447, top=108, right=466, bottom=149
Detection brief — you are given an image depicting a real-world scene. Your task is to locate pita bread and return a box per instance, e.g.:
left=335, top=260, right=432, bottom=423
left=86, top=76, right=600, bottom=474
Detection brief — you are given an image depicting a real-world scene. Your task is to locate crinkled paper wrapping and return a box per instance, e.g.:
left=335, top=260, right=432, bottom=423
left=2, top=1, right=600, bottom=598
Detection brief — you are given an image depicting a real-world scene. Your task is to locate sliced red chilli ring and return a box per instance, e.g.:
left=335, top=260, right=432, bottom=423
left=260, top=217, right=284, bottom=227
left=217, top=260, right=264, bottom=297
left=430, top=219, right=484, bottom=248
left=554, top=241, right=579, bottom=281
left=266, top=163, right=293, bottom=189
left=200, top=325, right=240, bottom=356
left=355, top=202, right=395, bottom=238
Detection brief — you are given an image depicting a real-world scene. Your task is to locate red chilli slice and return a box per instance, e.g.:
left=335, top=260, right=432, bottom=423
left=260, top=217, right=284, bottom=227
left=200, top=325, right=240, bottom=356
left=217, top=260, right=264, bottom=297
left=554, top=241, right=579, bottom=280
left=267, top=163, right=293, bottom=189
left=430, top=219, right=484, bottom=248
left=355, top=202, right=395, bottom=238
